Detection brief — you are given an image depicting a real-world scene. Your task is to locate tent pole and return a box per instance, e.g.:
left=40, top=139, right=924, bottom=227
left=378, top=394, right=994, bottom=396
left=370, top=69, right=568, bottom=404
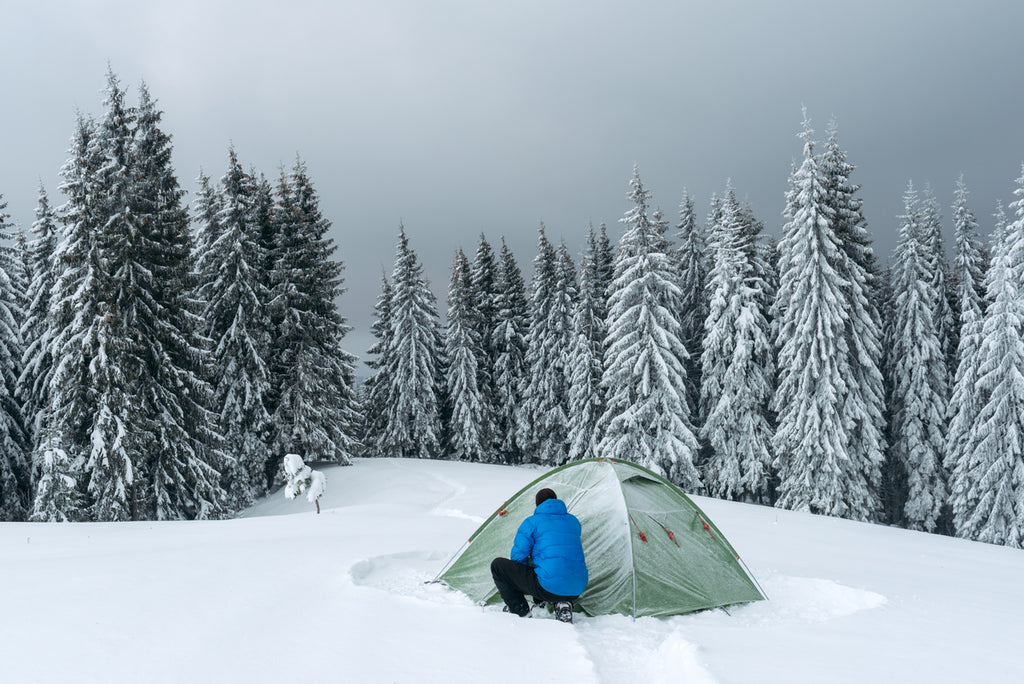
left=429, top=538, right=471, bottom=584
left=738, top=555, right=769, bottom=600
left=632, top=565, right=637, bottom=622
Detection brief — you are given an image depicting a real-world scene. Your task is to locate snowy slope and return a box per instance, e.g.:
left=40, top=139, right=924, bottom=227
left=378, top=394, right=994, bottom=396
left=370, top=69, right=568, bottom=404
left=3, top=458, right=1022, bottom=683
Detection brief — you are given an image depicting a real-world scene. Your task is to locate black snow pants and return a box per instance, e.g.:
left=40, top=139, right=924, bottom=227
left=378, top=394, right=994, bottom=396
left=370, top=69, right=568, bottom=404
left=490, top=557, right=578, bottom=616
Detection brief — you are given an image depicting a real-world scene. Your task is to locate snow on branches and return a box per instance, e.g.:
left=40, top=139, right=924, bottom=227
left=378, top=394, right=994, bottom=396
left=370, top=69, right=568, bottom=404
left=283, top=454, right=327, bottom=514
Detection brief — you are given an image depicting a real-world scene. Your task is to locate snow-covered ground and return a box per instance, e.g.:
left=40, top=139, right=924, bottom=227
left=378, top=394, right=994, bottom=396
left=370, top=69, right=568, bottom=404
left=3, top=457, right=1022, bottom=683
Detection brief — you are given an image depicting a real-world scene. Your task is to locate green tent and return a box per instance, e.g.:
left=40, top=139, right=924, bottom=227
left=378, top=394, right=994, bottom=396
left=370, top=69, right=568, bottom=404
left=436, top=458, right=765, bottom=618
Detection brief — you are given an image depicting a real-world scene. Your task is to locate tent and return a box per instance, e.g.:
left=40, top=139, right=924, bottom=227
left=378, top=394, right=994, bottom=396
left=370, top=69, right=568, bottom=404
left=435, top=457, right=766, bottom=618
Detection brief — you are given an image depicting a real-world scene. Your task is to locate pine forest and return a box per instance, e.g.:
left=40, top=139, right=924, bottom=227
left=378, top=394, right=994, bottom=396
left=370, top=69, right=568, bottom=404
left=3, top=74, right=1023, bottom=550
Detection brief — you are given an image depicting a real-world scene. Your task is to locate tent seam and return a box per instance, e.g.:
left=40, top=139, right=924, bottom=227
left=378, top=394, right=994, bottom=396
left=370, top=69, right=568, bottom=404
left=605, top=459, right=639, bottom=620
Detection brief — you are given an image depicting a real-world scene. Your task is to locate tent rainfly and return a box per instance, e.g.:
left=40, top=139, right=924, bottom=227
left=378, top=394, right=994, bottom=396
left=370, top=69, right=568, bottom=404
left=435, top=458, right=765, bottom=618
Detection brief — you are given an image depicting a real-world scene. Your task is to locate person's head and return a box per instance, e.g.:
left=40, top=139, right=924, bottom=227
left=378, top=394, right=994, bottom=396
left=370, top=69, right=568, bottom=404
left=535, top=488, right=557, bottom=506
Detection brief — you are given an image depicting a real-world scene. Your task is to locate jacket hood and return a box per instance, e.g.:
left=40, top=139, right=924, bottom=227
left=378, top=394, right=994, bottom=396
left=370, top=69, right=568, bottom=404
left=535, top=498, right=568, bottom=515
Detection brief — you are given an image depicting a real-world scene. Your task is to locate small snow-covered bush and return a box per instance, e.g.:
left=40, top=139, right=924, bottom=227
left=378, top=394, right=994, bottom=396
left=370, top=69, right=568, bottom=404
left=283, top=454, right=327, bottom=514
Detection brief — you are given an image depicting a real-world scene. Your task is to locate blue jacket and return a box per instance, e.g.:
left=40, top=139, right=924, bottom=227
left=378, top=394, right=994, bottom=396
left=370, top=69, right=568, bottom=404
left=511, top=498, right=588, bottom=597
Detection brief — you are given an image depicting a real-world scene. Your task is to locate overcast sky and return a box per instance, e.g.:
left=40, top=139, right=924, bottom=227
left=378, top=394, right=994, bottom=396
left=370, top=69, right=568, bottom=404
left=2, top=0, right=1024, bottom=359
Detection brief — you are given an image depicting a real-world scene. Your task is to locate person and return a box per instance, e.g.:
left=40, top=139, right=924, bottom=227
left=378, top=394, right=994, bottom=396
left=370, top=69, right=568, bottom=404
left=490, top=487, right=588, bottom=623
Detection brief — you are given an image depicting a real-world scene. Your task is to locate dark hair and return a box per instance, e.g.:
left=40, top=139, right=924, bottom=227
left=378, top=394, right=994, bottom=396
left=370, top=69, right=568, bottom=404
left=535, top=488, right=557, bottom=506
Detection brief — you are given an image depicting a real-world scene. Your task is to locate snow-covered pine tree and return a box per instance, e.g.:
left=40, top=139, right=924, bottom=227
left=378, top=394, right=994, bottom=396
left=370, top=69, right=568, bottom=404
left=704, top=194, right=723, bottom=256
left=889, top=181, right=949, bottom=532
left=282, top=453, right=326, bottom=514
left=470, top=234, right=499, bottom=459
left=445, top=248, right=488, bottom=462
left=820, top=122, right=885, bottom=520
left=45, top=75, right=224, bottom=521
left=266, top=159, right=360, bottom=470
left=492, top=238, right=529, bottom=464
left=674, top=192, right=709, bottom=421
left=701, top=196, right=778, bottom=454
left=197, top=147, right=274, bottom=509
left=382, top=225, right=443, bottom=459
left=947, top=184, right=993, bottom=537
left=567, top=226, right=608, bottom=462
left=921, top=186, right=957, bottom=377
left=29, top=290, right=77, bottom=518
left=950, top=177, right=989, bottom=326
left=595, top=223, right=616, bottom=302
left=248, top=169, right=277, bottom=395
left=701, top=187, right=774, bottom=502
left=10, top=229, right=30, bottom=337
left=249, top=169, right=277, bottom=308
left=518, top=226, right=574, bottom=466
left=758, top=236, right=781, bottom=398
left=878, top=263, right=904, bottom=524
left=193, top=172, right=222, bottom=260
left=773, top=117, right=860, bottom=518
left=652, top=206, right=670, bottom=239
left=823, top=124, right=881, bottom=285
left=251, top=170, right=281, bottom=423
left=362, top=272, right=394, bottom=456
left=19, top=185, right=59, bottom=464
left=86, top=322, right=134, bottom=522
left=739, top=203, right=776, bottom=306
left=741, top=205, right=780, bottom=376
left=29, top=225, right=79, bottom=526
left=47, top=114, right=102, bottom=520
left=0, top=194, right=30, bottom=520
left=190, top=172, right=222, bottom=360
left=699, top=199, right=727, bottom=434
left=955, top=172, right=1024, bottom=547
left=553, top=240, right=578, bottom=406
left=10, top=227, right=31, bottom=460
left=598, top=167, right=701, bottom=488
left=30, top=440, right=78, bottom=522
left=590, top=222, right=614, bottom=332
left=82, top=70, right=143, bottom=521
left=130, top=83, right=225, bottom=520
left=517, top=226, right=555, bottom=463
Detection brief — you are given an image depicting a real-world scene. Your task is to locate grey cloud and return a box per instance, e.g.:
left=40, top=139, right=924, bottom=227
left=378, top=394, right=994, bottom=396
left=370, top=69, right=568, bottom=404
left=2, top=1, right=1023, bottom=360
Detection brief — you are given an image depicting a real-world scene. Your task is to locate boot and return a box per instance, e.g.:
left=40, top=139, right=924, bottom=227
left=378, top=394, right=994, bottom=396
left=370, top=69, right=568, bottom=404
left=503, top=604, right=531, bottom=618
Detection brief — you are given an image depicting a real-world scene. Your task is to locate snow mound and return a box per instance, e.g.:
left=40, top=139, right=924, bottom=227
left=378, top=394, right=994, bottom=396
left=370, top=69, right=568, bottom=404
left=744, top=574, right=887, bottom=623
left=349, top=551, right=467, bottom=604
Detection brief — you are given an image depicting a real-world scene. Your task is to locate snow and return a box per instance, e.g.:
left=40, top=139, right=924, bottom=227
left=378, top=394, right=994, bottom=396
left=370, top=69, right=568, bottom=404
left=3, top=457, right=1023, bottom=683
left=283, top=452, right=327, bottom=506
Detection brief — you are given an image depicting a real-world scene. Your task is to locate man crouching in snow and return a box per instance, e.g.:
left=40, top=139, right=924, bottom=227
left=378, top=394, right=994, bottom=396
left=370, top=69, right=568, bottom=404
left=491, top=488, right=588, bottom=623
